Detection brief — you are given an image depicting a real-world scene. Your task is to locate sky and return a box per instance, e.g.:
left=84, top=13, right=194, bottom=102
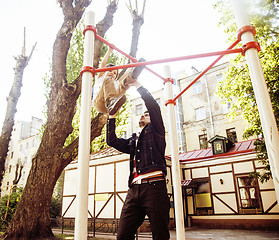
left=0, top=0, right=232, bottom=128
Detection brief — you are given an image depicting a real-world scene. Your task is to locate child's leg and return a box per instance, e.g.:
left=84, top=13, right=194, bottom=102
left=93, top=76, right=117, bottom=113
left=103, top=75, right=118, bottom=103
left=93, top=86, right=107, bottom=113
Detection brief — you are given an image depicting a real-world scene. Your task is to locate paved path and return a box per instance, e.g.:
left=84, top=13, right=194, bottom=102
left=53, top=227, right=279, bottom=239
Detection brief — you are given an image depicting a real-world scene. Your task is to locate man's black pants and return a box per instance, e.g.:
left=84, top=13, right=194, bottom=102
left=117, top=180, right=170, bottom=240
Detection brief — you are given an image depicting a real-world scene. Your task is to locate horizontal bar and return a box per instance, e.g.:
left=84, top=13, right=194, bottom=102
left=172, top=39, right=241, bottom=102
left=95, top=47, right=242, bottom=73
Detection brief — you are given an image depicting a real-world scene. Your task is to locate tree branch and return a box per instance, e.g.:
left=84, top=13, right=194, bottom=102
left=60, top=113, right=108, bottom=168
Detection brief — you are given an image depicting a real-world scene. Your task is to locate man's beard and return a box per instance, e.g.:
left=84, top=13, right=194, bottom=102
left=139, top=120, right=146, bottom=128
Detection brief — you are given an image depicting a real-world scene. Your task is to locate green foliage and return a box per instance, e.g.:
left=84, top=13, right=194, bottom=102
left=0, top=188, right=22, bottom=228
left=50, top=196, right=61, bottom=219
left=215, top=0, right=279, bottom=182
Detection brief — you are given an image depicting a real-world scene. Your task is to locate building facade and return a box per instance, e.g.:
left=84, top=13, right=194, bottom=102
left=177, top=137, right=279, bottom=229
left=127, top=62, right=253, bottom=154
left=1, top=117, right=43, bottom=196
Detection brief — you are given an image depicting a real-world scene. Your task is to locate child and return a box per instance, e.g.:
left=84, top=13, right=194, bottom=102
left=93, top=47, right=145, bottom=115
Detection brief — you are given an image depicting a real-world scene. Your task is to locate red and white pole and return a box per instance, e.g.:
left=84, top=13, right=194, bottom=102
left=164, top=65, right=185, bottom=240
left=75, top=11, right=95, bottom=239
left=231, top=0, right=279, bottom=207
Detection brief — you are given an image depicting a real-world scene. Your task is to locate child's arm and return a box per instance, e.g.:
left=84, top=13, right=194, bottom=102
left=118, top=68, right=131, bottom=82
left=99, top=47, right=113, bottom=77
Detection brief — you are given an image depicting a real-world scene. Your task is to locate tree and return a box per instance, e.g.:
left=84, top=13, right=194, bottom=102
left=0, top=28, right=36, bottom=192
left=3, top=0, right=146, bottom=239
left=215, top=0, right=279, bottom=182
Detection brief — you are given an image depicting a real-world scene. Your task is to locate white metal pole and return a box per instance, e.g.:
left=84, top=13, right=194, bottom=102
left=74, top=11, right=95, bottom=239
left=231, top=0, right=279, bottom=206
left=164, top=65, right=185, bottom=240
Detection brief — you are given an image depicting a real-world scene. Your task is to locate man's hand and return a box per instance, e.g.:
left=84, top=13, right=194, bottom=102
left=108, top=107, right=120, bottom=118
left=128, top=78, right=142, bottom=88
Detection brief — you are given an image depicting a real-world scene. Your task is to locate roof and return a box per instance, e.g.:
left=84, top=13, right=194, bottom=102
left=70, top=139, right=256, bottom=165
left=89, top=147, right=122, bottom=160
left=166, top=139, right=256, bottom=163
left=70, top=147, right=123, bottom=164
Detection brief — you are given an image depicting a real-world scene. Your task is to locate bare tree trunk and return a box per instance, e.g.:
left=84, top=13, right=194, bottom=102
left=2, top=0, right=118, bottom=239
left=118, top=0, right=146, bottom=79
left=12, top=162, right=23, bottom=193
left=0, top=43, right=36, bottom=191
left=128, top=0, right=146, bottom=58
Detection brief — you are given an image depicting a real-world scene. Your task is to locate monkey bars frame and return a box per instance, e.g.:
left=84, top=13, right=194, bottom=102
left=76, top=1, right=279, bottom=239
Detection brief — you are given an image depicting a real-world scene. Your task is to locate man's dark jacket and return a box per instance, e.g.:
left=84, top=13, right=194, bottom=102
left=107, top=86, right=167, bottom=188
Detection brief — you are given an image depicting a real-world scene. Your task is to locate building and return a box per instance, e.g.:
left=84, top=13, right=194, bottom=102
left=178, top=136, right=279, bottom=229
left=1, top=117, right=43, bottom=196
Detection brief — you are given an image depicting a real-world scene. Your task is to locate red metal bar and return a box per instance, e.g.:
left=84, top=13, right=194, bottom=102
left=172, top=39, right=241, bottom=102
left=94, top=47, right=243, bottom=73
left=80, top=66, right=95, bottom=77
left=241, top=41, right=260, bottom=56
left=95, top=35, right=137, bottom=62
left=237, top=25, right=256, bottom=41
left=95, top=34, right=167, bottom=81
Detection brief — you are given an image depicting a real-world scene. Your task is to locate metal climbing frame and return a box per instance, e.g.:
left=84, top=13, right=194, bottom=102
left=76, top=1, right=279, bottom=239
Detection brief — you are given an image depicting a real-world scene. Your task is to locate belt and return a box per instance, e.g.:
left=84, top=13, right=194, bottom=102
left=134, top=175, right=165, bottom=184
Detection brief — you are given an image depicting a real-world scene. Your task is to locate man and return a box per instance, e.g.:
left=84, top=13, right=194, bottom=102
left=106, top=77, right=170, bottom=240
left=93, top=47, right=145, bottom=115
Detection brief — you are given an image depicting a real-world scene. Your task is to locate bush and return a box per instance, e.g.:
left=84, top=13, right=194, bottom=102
left=0, top=188, right=23, bottom=228
left=51, top=196, right=61, bottom=219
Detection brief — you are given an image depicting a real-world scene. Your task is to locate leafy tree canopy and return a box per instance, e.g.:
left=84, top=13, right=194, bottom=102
left=214, top=0, right=279, bottom=182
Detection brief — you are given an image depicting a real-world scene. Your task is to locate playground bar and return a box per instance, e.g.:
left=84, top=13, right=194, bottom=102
left=164, top=65, right=185, bottom=240
left=94, top=33, right=167, bottom=81
left=173, top=39, right=240, bottom=102
left=231, top=0, right=279, bottom=206
left=94, top=48, right=243, bottom=74
left=75, top=11, right=95, bottom=239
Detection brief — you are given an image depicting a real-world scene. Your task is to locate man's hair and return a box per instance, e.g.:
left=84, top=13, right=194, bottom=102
left=105, top=63, right=115, bottom=67
left=105, top=63, right=118, bottom=79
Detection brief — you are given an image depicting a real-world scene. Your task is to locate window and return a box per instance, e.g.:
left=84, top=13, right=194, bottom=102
left=222, top=102, right=231, bottom=114
left=9, top=165, right=12, bottom=173
left=195, top=107, right=206, bottom=121
left=199, top=134, right=208, bottom=149
left=237, top=176, right=260, bottom=210
left=192, top=81, right=202, bottom=94
left=135, top=104, right=143, bottom=116
left=122, top=131, right=127, bottom=139
left=26, top=142, right=29, bottom=149
left=11, top=152, right=14, bottom=159
left=226, top=128, right=238, bottom=143
left=195, top=180, right=212, bottom=215
left=216, top=74, right=223, bottom=82
left=155, top=98, right=161, bottom=106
